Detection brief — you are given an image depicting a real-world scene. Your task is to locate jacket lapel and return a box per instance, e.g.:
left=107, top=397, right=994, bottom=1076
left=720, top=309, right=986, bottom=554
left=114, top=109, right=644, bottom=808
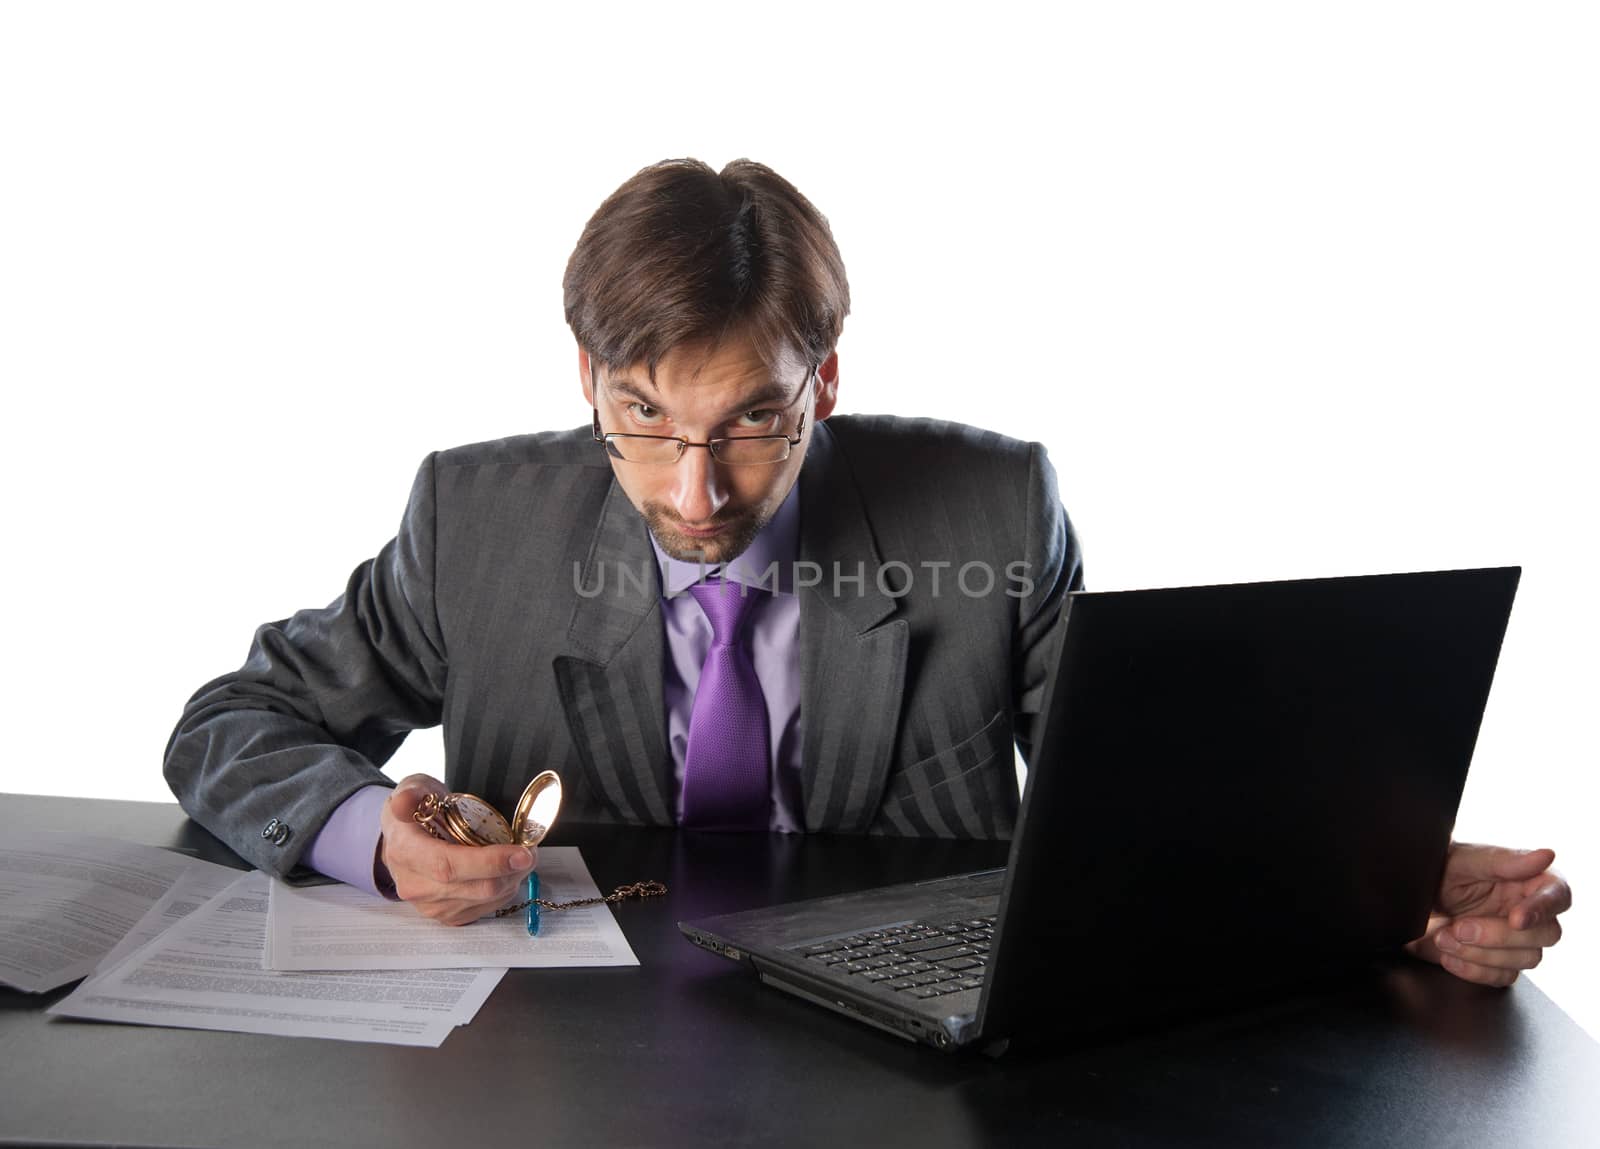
left=796, top=423, right=909, bottom=832
left=552, top=479, right=674, bottom=825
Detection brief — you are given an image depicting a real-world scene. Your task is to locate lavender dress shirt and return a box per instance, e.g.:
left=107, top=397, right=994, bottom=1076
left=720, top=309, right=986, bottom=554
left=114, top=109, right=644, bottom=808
left=306, top=482, right=806, bottom=898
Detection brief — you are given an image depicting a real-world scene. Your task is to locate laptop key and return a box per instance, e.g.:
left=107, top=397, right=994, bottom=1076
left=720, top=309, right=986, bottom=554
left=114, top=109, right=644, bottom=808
left=940, top=957, right=982, bottom=972
left=886, top=977, right=917, bottom=990
left=901, top=936, right=970, bottom=955
left=908, top=986, right=943, bottom=999
left=908, top=946, right=969, bottom=964
left=800, top=942, right=843, bottom=957
left=955, top=976, right=985, bottom=990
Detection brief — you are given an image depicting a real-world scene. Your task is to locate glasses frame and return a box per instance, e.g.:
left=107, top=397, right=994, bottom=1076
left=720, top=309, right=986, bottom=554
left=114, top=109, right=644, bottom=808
left=590, top=361, right=818, bottom=466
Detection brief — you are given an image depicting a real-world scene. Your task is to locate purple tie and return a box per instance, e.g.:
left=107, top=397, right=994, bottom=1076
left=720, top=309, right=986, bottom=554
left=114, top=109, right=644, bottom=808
left=680, top=578, right=771, bottom=830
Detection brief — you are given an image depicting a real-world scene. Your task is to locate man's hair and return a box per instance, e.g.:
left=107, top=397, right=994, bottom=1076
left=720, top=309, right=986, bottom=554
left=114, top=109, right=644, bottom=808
left=564, top=158, right=850, bottom=379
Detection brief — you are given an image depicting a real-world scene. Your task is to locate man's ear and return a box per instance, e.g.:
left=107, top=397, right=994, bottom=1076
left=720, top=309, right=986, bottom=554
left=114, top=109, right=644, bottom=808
left=815, top=350, right=840, bottom=421
left=578, top=345, right=596, bottom=406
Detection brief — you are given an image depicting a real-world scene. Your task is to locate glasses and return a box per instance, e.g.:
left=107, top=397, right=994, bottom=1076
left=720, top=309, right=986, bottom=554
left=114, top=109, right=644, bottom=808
left=591, top=364, right=816, bottom=466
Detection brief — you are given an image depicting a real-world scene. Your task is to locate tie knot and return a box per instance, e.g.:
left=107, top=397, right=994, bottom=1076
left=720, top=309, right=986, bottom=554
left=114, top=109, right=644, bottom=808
left=687, top=578, right=764, bottom=646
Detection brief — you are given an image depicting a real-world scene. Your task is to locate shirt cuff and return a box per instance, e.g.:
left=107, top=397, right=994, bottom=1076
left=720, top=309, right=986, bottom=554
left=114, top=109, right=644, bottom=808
left=303, top=785, right=397, bottom=900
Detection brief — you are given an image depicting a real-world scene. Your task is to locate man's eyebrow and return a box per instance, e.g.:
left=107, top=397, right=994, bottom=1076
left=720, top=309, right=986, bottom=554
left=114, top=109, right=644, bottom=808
left=604, top=377, right=795, bottom=418
left=603, top=376, right=661, bottom=406
left=720, top=384, right=793, bottom=413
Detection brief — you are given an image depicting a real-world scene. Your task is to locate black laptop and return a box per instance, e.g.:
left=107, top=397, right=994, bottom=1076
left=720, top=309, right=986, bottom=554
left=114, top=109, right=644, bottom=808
left=678, top=567, right=1521, bottom=1052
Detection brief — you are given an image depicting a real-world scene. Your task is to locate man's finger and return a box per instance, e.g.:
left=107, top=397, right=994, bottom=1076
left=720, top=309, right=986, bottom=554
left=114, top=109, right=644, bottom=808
left=1510, top=878, right=1573, bottom=931
left=1438, top=952, right=1521, bottom=988
left=442, top=906, right=497, bottom=928
left=397, top=865, right=522, bottom=917
left=415, top=900, right=481, bottom=927
left=1450, top=843, right=1557, bottom=883
left=414, top=840, right=534, bottom=886
left=1437, top=938, right=1545, bottom=971
left=427, top=893, right=517, bottom=928
left=491, top=844, right=538, bottom=876
left=457, top=872, right=527, bottom=906
left=1438, top=915, right=1560, bottom=953
left=385, top=775, right=448, bottom=819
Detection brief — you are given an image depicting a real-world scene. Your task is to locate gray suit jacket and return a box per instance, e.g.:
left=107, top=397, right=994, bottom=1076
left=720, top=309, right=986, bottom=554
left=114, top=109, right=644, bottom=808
left=164, top=415, right=1083, bottom=883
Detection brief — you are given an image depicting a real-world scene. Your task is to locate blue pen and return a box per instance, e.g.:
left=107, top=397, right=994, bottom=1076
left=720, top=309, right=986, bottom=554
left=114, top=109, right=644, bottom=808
left=525, top=871, right=541, bottom=937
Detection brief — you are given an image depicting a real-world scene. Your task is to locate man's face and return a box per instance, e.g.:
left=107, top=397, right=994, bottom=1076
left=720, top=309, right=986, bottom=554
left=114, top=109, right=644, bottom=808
left=581, top=336, right=839, bottom=565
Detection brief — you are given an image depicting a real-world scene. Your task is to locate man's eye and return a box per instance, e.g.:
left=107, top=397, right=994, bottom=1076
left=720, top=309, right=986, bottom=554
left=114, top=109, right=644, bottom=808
left=628, top=403, right=664, bottom=425
left=737, top=409, right=779, bottom=429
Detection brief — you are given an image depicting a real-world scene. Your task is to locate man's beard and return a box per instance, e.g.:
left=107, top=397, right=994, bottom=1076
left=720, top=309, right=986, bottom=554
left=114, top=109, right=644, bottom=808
left=642, top=501, right=769, bottom=567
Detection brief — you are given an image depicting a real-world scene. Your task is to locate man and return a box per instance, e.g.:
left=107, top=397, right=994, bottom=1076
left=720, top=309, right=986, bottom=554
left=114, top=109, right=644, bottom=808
left=164, top=157, right=1570, bottom=988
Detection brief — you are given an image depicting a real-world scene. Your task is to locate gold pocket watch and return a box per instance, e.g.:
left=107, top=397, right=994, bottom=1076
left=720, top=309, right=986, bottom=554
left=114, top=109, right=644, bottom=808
left=412, top=769, right=563, bottom=848
left=411, top=771, right=666, bottom=924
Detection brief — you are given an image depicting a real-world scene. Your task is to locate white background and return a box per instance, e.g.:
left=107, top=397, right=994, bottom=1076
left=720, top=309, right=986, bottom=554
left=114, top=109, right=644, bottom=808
left=2, top=3, right=1594, bottom=1038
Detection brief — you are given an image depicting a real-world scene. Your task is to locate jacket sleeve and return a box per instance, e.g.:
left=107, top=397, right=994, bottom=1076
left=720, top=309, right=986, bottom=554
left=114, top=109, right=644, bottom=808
left=163, top=453, right=448, bottom=881
left=1012, top=441, right=1084, bottom=769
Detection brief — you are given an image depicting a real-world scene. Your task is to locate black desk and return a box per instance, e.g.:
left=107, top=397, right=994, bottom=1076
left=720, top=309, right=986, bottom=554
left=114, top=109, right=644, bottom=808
left=3, top=794, right=1597, bottom=1148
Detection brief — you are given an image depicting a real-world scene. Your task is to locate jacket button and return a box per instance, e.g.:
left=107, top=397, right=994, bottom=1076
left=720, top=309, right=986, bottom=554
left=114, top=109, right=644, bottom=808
left=262, top=818, right=281, bottom=840
left=272, top=824, right=293, bottom=846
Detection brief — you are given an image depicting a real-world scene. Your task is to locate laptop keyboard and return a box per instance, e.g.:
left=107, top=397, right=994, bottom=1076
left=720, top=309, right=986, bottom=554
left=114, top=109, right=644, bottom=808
left=794, top=915, right=995, bottom=999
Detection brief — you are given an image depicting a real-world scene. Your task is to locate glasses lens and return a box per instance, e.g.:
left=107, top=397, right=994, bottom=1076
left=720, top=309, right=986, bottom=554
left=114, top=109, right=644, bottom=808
left=605, top=436, right=684, bottom=464
left=710, top=437, right=792, bottom=465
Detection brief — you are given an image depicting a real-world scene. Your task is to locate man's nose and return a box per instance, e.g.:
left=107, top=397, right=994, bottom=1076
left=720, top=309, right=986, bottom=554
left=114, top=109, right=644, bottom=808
left=670, top=445, right=730, bottom=524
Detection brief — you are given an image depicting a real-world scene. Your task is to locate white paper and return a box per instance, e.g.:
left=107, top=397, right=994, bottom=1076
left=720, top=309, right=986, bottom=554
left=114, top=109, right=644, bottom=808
left=49, top=872, right=505, bottom=1047
left=264, top=846, right=641, bottom=971
left=0, top=831, right=196, bottom=992
left=92, top=856, right=244, bottom=976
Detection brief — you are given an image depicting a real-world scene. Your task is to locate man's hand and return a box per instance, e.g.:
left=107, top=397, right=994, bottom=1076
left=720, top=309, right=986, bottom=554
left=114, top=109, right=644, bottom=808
left=1403, top=842, right=1572, bottom=987
left=378, top=774, right=537, bottom=926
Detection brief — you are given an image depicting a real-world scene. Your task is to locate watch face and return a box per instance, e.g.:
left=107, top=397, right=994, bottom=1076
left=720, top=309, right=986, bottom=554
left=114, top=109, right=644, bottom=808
left=450, top=795, right=514, bottom=846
